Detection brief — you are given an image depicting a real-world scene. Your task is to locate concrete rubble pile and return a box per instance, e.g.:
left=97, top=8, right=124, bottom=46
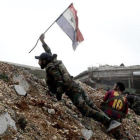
left=0, top=61, right=139, bottom=140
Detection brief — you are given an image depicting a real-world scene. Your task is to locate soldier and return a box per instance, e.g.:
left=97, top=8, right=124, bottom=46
left=101, top=81, right=129, bottom=139
left=35, top=34, right=121, bottom=133
left=123, top=92, right=140, bottom=116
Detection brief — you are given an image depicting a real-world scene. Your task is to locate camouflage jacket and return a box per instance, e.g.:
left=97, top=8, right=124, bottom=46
left=42, top=43, right=73, bottom=100
left=42, top=43, right=52, bottom=55
left=127, top=95, right=140, bottom=109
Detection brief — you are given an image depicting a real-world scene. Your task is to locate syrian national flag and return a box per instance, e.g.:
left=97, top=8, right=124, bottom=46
left=56, top=4, right=84, bottom=50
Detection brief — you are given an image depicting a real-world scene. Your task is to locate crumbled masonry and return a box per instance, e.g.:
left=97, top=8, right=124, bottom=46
left=0, top=61, right=140, bottom=140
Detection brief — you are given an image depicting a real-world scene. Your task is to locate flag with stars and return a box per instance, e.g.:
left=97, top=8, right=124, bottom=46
left=56, top=4, right=84, bottom=50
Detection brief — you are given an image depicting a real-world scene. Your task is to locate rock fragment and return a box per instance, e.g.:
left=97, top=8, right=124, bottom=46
left=81, top=129, right=93, bottom=140
left=48, top=109, right=55, bottom=115
left=14, top=85, right=26, bottom=96
left=13, top=74, right=29, bottom=92
left=0, top=112, right=17, bottom=134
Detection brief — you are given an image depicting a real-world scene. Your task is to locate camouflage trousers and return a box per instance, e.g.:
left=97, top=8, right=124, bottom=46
left=66, top=81, right=111, bottom=125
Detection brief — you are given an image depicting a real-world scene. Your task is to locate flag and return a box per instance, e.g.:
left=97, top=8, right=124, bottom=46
left=56, top=4, right=84, bottom=50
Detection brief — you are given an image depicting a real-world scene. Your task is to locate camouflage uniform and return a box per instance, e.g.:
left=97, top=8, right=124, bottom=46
left=127, top=94, right=140, bottom=116
left=42, top=43, right=111, bottom=125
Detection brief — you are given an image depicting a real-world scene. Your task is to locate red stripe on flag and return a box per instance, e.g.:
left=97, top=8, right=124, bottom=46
left=69, top=4, right=84, bottom=42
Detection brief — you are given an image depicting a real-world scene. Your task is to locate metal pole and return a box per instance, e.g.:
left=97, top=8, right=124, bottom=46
left=29, top=3, right=73, bottom=53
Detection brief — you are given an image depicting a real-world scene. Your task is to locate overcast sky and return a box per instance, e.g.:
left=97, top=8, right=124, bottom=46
left=0, top=0, right=140, bottom=76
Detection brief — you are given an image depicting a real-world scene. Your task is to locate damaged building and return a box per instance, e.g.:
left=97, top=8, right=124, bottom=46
left=74, top=65, right=140, bottom=94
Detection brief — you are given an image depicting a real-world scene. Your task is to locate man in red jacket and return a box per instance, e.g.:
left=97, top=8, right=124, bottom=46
left=103, top=81, right=128, bottom=120
left=101, top=81, right=129, bottom=139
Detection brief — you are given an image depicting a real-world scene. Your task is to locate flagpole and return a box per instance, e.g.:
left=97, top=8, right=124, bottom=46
left=29, top=3, right=73, bottom=53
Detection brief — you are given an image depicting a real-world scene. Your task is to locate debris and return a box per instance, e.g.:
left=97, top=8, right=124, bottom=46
left=81, top=129, right=93, bottom=140
left=0, top=112, right=17, bottom=134
left=17, top=117, right=28, bottom=130
left=14, top=85, right=26, bottom=96
left=47, top=109, right=55, bottom=115
left=0, top=61, right=140, bottom=139
left=13, top=74, right=29, bottom=92
left=0, top=74, right=9, bottom=82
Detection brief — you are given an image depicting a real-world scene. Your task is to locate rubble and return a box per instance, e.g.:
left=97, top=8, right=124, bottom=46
left=47, top=109, right=55, bottom=115
left=13, top=73, right=30, bottom=92
left=0, top=112, right=17, bottom=134
left=14, top=85, right=27, bottom=96
left=0, top=61, right=139, bottom=140
left=81, top=129, right=93, bottom=140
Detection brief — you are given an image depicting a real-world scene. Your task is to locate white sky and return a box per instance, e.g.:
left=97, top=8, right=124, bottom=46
left=0, top=0, right=140, bottom=76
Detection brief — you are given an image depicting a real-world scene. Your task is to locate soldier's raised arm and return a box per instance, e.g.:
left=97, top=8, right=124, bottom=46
left=40, top=34, right=52, bottom=55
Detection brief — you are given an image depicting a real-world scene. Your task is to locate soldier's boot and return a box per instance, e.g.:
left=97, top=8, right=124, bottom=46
left=106, top=120, right=121, bottom=133
left=91, top=112, right=121, bottom=133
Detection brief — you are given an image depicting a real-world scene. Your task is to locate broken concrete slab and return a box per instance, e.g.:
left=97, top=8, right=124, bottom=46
left=81, top=129, right=93, bottom=140
left=0, top=112, right=17, bottom=134
left=13, top=74, right=29, bottom=92
left=14, top=85, right=26, bottom=96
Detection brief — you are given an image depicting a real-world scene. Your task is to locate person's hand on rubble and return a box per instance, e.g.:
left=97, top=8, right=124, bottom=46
left=39, top=34, right=45, bottom=44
